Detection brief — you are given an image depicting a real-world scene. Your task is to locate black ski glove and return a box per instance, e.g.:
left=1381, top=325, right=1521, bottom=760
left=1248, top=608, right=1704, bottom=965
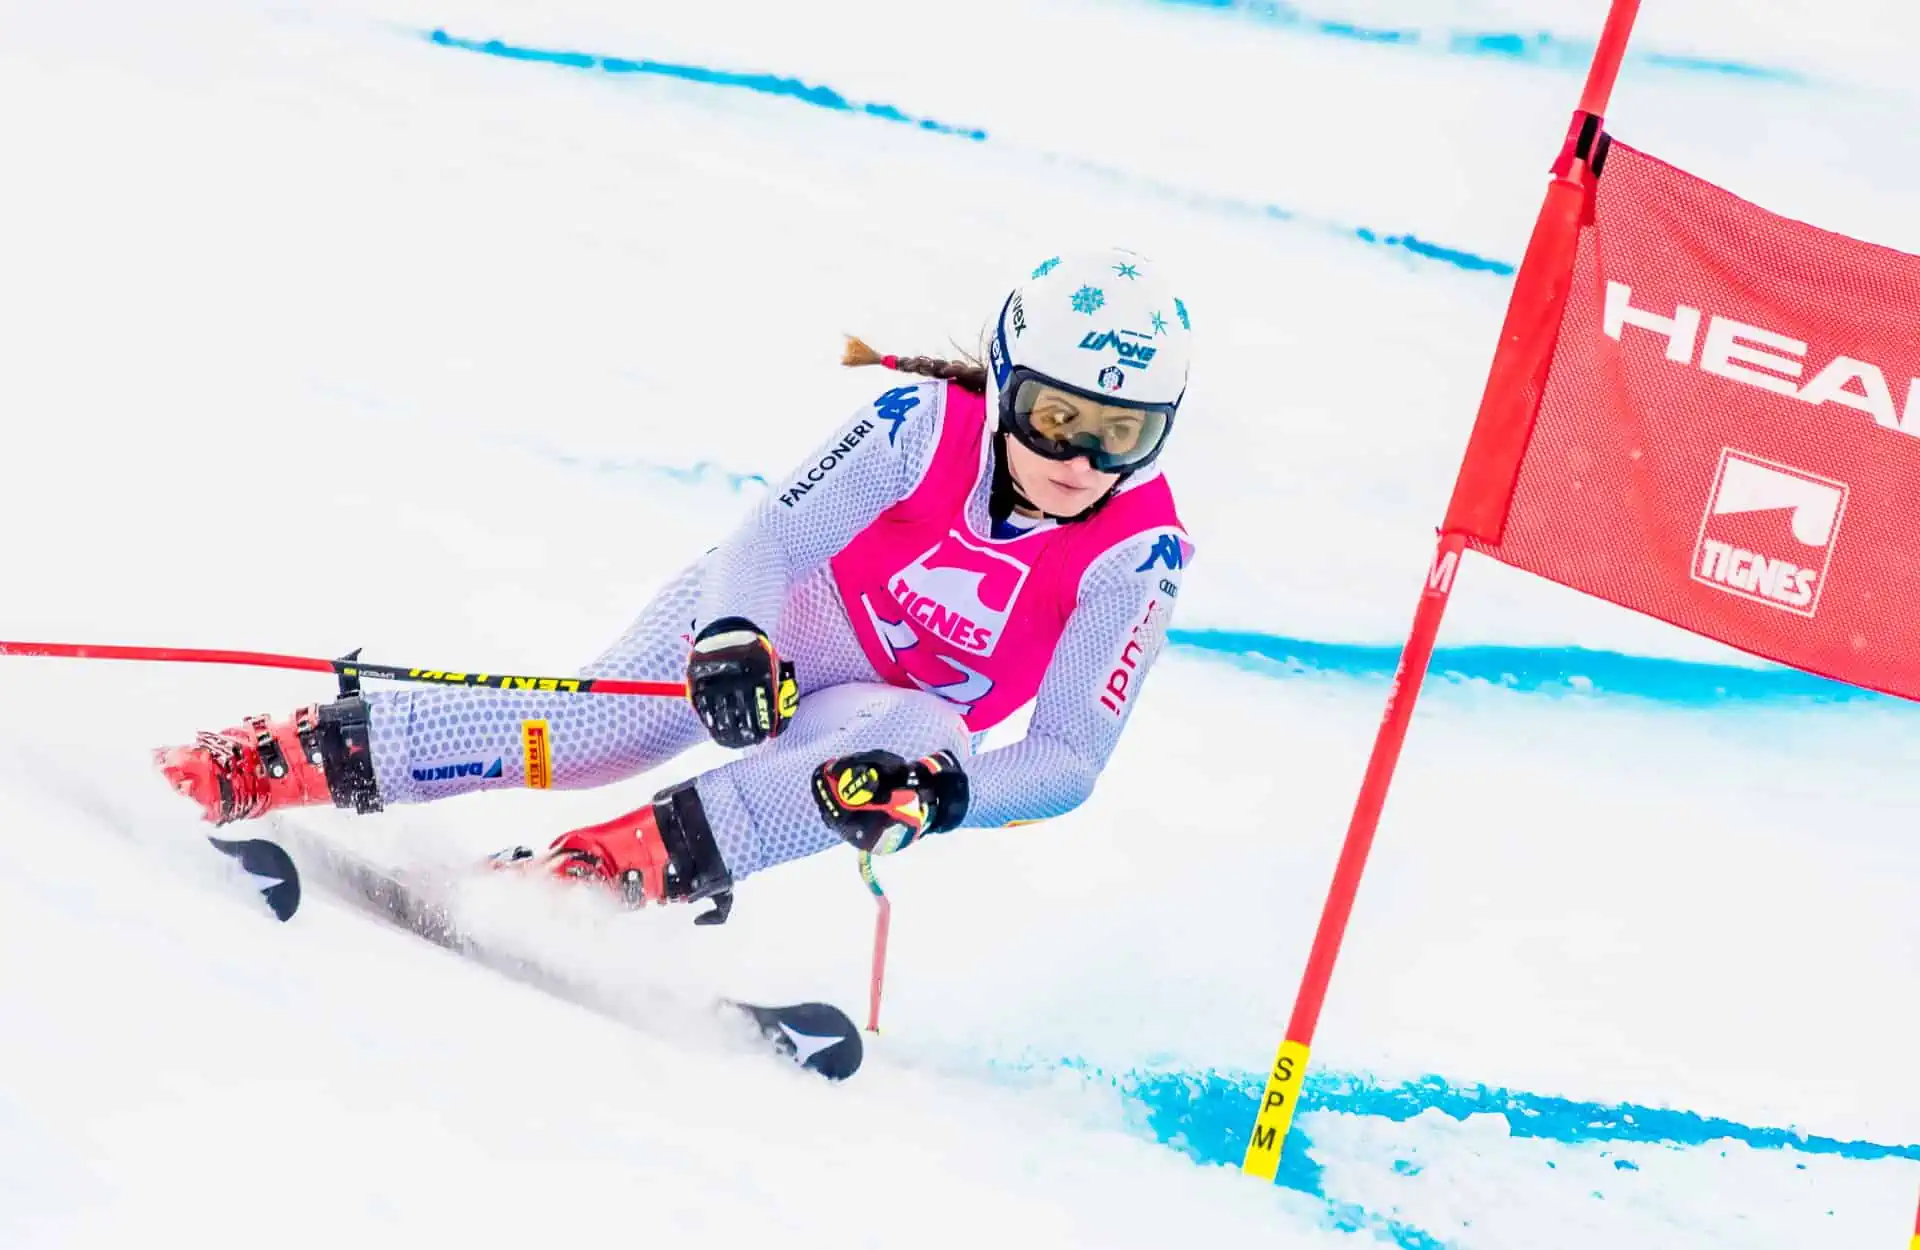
left=685, top=617, right=798, bottom=749
left=811, top=749, right=970, bottom=855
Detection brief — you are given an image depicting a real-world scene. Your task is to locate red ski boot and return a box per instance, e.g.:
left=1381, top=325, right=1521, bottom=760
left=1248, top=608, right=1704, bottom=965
left=495, top=781, right=735, bottom=921
left=542, top=805, right=674, bottom=903
left=156, top=697, right=383, bottom=826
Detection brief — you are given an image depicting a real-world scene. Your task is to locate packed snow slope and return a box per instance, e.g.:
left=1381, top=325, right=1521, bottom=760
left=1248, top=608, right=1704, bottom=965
left=1, top=0, right=1917, bottom=1247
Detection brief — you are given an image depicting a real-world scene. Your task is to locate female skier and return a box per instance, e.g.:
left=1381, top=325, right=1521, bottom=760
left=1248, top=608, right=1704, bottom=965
left=157, top=247, right=1196, bottom=917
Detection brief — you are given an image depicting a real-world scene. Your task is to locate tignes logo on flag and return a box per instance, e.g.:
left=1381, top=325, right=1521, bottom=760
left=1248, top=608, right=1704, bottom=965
left=1691, top=450, right=1848, bottom=618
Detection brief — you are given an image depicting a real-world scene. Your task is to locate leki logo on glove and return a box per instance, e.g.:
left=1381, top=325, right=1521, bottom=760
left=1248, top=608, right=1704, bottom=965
left=835, top=766, right=878, bottom=807
left=1691, top=449, right=1847, bottom=618
left=889, top=530, right=1033, bottom=657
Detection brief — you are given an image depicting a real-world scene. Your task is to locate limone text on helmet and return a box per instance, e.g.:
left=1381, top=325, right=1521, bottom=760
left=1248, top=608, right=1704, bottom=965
left=1078, top=330, right=1158, bottom=369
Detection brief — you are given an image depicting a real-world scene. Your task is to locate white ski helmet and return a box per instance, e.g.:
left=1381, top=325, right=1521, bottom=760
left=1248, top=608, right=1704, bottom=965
left=987, top=247, right=1192, bottom=474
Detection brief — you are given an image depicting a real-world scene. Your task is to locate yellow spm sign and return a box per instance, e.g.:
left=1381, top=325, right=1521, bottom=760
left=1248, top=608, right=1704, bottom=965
left=1240, top=1039, right=1310, bottom=1181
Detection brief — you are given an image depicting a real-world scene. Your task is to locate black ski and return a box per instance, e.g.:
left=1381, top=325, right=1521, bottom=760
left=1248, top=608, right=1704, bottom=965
left=271, top=828, right=862, bottom=1080
left=732, top=1000, right=863, bottom=1081
left=207, top=836, right=302, bottom=921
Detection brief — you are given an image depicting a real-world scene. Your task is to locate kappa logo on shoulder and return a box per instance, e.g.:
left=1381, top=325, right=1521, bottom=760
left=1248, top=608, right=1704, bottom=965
left=873, top=386, right=920, bottom=445
left=1134, top=533, right=1193, bottom=573
left=1691, top=449, right=1847, bottom=618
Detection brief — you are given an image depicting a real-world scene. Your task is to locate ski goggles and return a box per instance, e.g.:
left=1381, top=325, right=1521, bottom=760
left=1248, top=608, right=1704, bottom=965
left=998, top=372, right=1177, bottom=474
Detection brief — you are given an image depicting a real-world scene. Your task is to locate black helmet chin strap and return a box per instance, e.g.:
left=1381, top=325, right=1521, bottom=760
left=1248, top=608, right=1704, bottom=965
left=990, top=433, right=1125, bottom=525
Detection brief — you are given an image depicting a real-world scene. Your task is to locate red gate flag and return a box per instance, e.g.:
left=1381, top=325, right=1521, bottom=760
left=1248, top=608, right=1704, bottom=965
left=1239, top=0, right=1649, bottom=1184
left=1242, top=6, right=1920, bottom=1236
left=1446, top=138, right=1920, bottom=698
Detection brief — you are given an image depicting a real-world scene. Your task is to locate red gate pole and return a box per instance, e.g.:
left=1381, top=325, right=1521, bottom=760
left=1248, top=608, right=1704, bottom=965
left=1238, top=532, right=1465, bottom=1178
left=1238, top=0, right=1644, bottom=1183
left=1577, top=0, right=1640, bottom=114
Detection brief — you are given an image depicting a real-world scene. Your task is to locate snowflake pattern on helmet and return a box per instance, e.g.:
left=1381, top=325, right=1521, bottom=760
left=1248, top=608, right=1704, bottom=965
left=994, top=246, right=1191, bottom=416
left=1031, top=256, right=1061, bottom=279
left=1175, top=297, right=1190, bottom=330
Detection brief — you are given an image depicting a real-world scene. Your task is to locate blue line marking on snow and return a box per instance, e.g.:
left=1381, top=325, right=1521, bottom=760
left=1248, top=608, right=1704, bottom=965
left=1149, top=0, right=1806, bottom=84
left=1005, top=1059, right=1919, bottom=1249
left=423, top=29, right=1514, bottom=277
left=1638, top=50, right=1801, bottom=80
left=1049, top=153, right=1516, bottom=275
left=1035, top=1062, right=1454, bottom=1248
left=1351, top=227, right=1513, bottom=275
left=427, top=30, right=989, bottom=140
left=1093, top=1065, right=1920, bottom=1168
left=1168, top=629, right=1898, bottom=706
left=535, top=449, right=771, bottom=493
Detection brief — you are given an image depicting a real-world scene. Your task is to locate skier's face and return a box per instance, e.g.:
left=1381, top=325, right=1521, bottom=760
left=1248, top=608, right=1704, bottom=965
left=1003, top=422, right=1121, bottom=516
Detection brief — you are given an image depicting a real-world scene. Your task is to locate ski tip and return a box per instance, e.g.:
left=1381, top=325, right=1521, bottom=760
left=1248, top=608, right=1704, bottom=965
left=208, top=836, right=303, bottom=922
left=734, top=1000, right=865, bottom=1081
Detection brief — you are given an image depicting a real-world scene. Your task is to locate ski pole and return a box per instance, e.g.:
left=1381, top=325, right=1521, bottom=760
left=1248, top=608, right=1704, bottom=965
left=0, top=640, right=683, bottom=698
left=857, top=851, right=891, bottom=1033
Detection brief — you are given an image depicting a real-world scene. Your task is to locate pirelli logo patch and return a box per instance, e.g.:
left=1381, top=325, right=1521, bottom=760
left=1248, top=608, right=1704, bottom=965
left=521, top=719, right=553, bottom=790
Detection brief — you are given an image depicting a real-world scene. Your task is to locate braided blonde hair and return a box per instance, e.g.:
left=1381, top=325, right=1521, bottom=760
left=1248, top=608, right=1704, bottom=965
left=842, top=335, right=988, bottom=395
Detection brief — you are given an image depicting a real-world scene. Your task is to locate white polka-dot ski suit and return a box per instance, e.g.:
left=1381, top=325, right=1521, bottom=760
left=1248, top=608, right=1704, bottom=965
left=364, top=379, right=1189, bottom=882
